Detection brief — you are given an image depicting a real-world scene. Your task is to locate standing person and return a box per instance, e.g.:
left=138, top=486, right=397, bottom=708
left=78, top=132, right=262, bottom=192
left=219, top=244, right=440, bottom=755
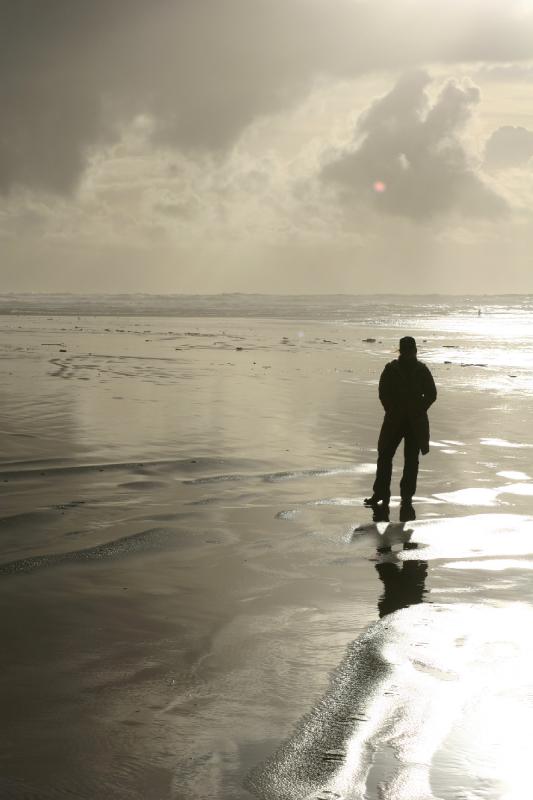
left=364, top=336, right=437, bottom=521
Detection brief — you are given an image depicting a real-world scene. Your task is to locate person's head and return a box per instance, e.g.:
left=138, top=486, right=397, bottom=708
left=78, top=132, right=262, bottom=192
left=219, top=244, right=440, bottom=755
left=399, top=336, right=417, bottom=359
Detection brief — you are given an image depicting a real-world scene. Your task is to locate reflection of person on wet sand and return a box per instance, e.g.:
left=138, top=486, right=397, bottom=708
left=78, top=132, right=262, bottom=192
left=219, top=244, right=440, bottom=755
left=365, top=336, right=437, bottom=521
left=376, top=543, right=428, bottom=618
left=371, top=510, right=428, bottom=617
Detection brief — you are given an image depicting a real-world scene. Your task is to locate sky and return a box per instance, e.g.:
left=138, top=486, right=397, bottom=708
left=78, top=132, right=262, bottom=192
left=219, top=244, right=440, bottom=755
left=2, top=0, right=533, bottom=295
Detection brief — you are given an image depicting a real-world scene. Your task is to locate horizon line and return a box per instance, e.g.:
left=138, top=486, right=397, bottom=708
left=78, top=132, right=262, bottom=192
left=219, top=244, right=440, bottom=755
left=1, top=291, right=532, bottom=299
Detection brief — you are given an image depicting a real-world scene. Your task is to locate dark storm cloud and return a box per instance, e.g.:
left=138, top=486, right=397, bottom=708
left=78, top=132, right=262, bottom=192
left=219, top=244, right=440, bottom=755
left=0, top=0, right=137, bottom=193
left=321, top=71, right=507, bottom=221
left=2, top=0, right=533, bottom=194
left=485, top=126, right=533, bottom=168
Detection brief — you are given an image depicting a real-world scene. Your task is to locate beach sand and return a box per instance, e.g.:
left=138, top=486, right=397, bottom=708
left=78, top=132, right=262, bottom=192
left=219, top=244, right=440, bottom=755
left=2, top=307, right=533, bottom=799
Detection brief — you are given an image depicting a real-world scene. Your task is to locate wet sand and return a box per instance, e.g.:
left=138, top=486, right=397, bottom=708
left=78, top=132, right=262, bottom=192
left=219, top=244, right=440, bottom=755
left=1, top=310, right=533, bottom=799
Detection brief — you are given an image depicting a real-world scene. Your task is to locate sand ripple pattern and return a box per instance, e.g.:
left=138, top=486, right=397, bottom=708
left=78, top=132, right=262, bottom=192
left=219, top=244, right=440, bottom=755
left=0, top=527, right=177, bottom=576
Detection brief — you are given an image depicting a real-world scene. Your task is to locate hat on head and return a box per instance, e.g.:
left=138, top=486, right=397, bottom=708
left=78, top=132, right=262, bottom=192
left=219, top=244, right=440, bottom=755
left=399, top=335, right=417, bottom=354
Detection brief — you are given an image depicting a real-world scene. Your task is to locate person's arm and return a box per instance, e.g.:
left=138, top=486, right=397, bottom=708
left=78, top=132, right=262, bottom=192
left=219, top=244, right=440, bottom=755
left=423, top=367, right=437, bottom=410
left=378, top=365, right=393, bottom=411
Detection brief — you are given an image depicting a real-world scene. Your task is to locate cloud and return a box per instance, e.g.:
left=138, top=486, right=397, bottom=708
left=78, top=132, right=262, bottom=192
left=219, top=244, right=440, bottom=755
left=321, top=71, right=507, bottom=221
left=3, top=0, right=533, bottom=194
left=471, top=63, right=533, bottom=83
left=485, top=126, right=533, bottom=168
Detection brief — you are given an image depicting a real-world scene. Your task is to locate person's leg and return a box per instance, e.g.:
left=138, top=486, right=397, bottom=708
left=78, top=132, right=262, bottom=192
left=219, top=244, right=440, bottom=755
left=371, top=422, right=403, bottom=502
left=400, top=424, right=420, bottom=501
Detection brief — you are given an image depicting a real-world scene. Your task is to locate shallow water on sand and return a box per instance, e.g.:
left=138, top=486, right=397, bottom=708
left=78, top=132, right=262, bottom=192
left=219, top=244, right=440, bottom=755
left=2, top=310, right=533, bottom=799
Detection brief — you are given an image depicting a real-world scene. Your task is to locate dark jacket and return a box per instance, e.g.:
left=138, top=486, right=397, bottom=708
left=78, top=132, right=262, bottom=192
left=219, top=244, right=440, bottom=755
left=378, top=357, right=437, bottom=454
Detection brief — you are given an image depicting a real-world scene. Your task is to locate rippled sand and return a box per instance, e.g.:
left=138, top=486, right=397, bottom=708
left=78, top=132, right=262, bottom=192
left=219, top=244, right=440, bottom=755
left=1, top=311, right=533, bottom=799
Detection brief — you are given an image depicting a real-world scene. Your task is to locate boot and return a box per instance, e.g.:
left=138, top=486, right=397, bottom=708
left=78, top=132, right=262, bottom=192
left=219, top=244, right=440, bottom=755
left=399, top=499, right=416, bottom=522
left=364, top=494, right=390, bottom=509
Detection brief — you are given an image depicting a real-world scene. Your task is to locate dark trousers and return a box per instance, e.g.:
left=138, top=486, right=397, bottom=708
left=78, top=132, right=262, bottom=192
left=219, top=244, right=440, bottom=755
left=372, top=418, right=420, bottom=501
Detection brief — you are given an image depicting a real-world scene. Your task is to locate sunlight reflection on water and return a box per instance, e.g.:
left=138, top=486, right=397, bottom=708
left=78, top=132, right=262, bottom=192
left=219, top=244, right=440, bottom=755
left=390, top=311, right=533, bottom=394
left=250, top=599, right=533, bottom=800
left=403, top=311, right=533, bottom=340
left=401, top=513, right=533, bottom=561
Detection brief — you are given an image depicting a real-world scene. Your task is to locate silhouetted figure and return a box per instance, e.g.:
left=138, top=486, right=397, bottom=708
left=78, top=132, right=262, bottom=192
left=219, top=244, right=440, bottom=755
left=364, top=336, right=436, bottom=517
left=376, top=542, right=428, bottom=618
